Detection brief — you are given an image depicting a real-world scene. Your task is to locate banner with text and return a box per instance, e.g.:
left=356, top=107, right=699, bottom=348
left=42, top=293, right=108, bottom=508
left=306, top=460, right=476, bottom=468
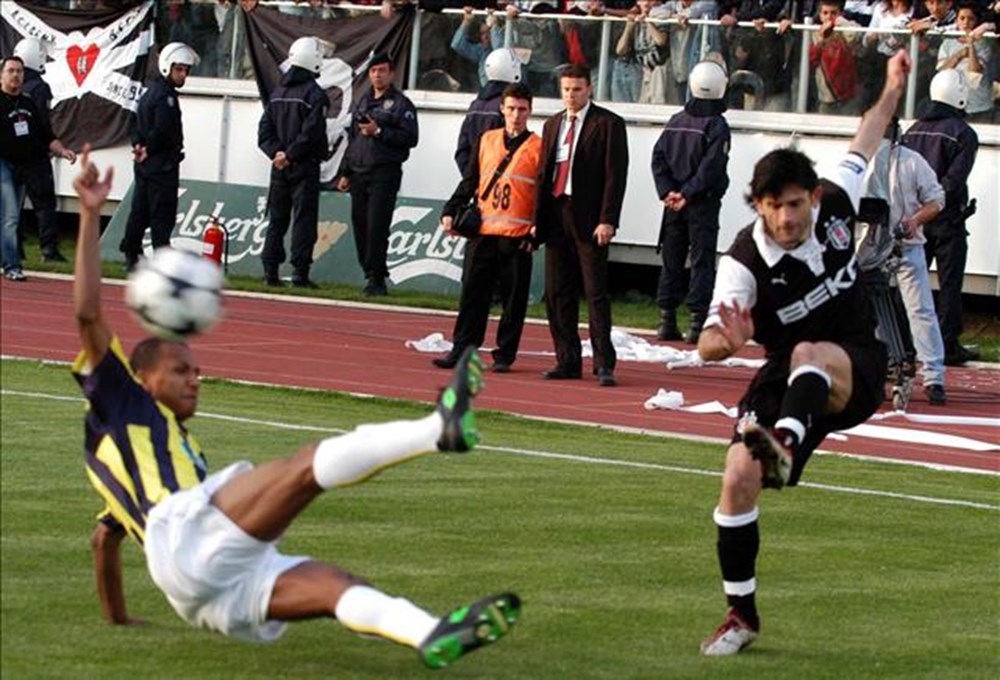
left=101, top=180, right=545, bottom=302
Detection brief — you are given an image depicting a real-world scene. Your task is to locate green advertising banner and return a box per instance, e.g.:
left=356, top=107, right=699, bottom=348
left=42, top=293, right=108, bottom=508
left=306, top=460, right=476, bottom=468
left=101, top=179, right=546, bottom=301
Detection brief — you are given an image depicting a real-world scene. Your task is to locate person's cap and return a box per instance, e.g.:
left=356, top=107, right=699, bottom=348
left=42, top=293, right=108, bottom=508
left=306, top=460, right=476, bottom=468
left=369, top=52, right=392, bottom=70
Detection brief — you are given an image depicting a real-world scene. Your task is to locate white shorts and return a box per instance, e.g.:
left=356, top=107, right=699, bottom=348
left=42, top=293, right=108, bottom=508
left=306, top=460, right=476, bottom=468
left=144, top=461, right=309, bottom=643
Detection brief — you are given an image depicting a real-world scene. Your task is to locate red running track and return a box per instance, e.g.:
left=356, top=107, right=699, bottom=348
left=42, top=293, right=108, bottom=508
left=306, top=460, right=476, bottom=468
left=3, top=275, right=998, bottom=473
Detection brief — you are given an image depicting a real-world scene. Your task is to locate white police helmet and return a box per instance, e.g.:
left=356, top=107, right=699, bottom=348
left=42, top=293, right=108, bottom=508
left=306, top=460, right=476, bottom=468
left=929, top=69, right=969, bottom=110
left=484, top=47, right=522, bottom=83
left=14, top=38, right=47, bottom=73
left=689, top=61, right=728, bottom=100
left=288, top=36, right=324, bottom=75
left=158, top=42, right=200, bottom=78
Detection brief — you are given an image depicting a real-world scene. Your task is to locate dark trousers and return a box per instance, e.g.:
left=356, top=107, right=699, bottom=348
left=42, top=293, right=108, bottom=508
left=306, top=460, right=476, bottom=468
left=452, top=235, right=533, bottom=365
left=120, top=169, right=179, bottom=260
left=544, top=198, right=615, bottom=374
left=349, top=166, right=402, bottom=281
left=17, top=160, right=60, bottom=256
left=923, top=219, right=968, bottom=350
left=261, top=163, right=320, bottom=277
left=656, top=200, right=721, bottom=315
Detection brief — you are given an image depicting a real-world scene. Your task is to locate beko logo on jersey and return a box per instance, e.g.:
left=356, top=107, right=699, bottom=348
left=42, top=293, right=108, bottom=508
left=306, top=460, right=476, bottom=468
left=776, top=256, right=858, bottom=324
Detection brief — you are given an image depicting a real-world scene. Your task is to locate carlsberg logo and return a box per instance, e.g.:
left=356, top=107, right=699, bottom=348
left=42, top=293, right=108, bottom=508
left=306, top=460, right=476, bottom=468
left=386, top=206, right=467, bottom=285
left=174, top=194, right=270, bottom=263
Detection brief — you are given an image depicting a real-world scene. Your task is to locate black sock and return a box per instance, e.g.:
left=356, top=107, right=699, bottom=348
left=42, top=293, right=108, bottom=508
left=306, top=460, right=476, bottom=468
left=717, top=520, right=760, bottom=630
left=777, top=367, right=831, bottom=449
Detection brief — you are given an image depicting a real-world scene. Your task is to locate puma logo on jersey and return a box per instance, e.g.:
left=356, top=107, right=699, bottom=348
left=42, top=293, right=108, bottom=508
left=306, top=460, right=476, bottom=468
left=775, top=256, right=859, bottom=324
left=771, top=273, right=788, bottom=286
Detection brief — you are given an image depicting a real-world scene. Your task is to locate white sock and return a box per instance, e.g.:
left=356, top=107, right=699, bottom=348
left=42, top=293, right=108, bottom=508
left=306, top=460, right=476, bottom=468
left=335, top=585, right=439, bottom=648
left=312, top=414, right=443, bottom=489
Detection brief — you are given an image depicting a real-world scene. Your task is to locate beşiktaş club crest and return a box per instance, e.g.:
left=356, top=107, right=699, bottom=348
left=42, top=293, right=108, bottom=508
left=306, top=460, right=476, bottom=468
left=824, top=215, right=852, bottom=251
left=0, top=0, right=154, bottom=149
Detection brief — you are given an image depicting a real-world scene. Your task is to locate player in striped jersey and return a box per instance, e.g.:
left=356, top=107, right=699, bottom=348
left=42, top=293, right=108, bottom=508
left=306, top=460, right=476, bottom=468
left=696, top=51, right=912, bottom=656
left=70, top=148, right=519, bottom=670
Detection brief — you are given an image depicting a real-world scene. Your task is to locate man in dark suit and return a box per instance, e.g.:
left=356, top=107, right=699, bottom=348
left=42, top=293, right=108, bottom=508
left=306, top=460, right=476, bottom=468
left=535, top=64, right=629, bottom=387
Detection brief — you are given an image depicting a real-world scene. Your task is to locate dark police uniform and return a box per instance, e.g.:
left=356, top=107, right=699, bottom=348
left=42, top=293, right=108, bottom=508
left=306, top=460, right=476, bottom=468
left=901, top=101, right=979, bottom=356
left=340, top=83, right=418, bottom=291
left=258, top=67, right=330, bottom=284
left=453, top=79, right=505, bottom=175
left=651, top=98, right=730, bottom=333
left=708, top=155, right=887, bottom=485
left=120, top=74, right=185, bottom=269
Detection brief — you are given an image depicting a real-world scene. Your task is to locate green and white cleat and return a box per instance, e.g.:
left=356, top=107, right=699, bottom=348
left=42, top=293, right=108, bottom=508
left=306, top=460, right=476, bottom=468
left=436, top=346, right=484, bottom=453
left=419, top=592, right=521, bottom=669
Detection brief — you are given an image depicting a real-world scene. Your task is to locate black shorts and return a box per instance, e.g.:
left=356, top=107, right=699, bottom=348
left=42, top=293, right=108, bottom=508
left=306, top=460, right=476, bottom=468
left=730, top=340, right=887, bottom=485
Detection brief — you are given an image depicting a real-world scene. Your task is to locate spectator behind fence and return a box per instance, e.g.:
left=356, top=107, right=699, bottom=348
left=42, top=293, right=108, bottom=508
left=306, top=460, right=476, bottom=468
left=808, top=0, right=862, bottom=115
left=937, top=2, right=996, bottom=121
left=450, top=6, right=504, bottom=87
left=495, top=3, right=567, bottom=97
left=908, top=0, right=958, bottom=100
left=902, top=69, right=980, bottom=366
left=618, top=0, right=671, bottom=104
left=862, top=119, right=948, bottom=405
left=13, top=38, right=73, bottom=263
left=861, top=0, right=914, bottom=108
left=610, top=2, right=646, bottom=102
left=720, top=0, right=794, bottom=110
left=336, top=53, right=419, bottom=297
left=653, top=0, right=721, bottom=105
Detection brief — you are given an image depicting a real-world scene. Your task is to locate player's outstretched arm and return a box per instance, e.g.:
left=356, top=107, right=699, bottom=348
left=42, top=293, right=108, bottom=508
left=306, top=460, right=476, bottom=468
left=73, top=145, right=115, bottom=367
left=849, top=50, right=911, bottom=162
left=91, top=523, right=141, bottom=625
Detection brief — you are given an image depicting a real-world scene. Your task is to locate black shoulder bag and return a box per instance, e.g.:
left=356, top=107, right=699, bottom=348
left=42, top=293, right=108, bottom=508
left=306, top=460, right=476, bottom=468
left=452, top=134, right=529, bottom=238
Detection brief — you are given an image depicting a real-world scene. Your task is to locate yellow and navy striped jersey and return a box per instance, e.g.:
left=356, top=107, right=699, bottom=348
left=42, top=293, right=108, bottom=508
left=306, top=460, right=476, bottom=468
left=72, top=337, right=208, bottom=545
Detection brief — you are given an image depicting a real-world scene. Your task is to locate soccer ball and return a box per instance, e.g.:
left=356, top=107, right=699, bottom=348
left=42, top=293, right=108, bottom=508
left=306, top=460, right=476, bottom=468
left=125, top=248, right=224, bottom=341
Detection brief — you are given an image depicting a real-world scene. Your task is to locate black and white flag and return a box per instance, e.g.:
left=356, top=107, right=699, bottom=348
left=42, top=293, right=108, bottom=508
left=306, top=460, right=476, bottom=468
left=0, top=0, right=155, bottom=150
left=242, top=4, right=414, bottom=182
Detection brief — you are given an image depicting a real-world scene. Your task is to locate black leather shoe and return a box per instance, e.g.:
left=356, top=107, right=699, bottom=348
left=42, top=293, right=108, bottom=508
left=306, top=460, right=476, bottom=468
left=542, top=366, right=581, bottom=380
left=292, top=277, right=318, bottom=289
left=432, top=352, right=462, bottom=369
left=944, top=345, right=979, bottom=366
left=597, top=368, right=617, bottom=387
left=42, top=251, right=68, bottom=263
left=490, top=361, right=512, bottom=374
left=924, top=383, right=947, bottom=406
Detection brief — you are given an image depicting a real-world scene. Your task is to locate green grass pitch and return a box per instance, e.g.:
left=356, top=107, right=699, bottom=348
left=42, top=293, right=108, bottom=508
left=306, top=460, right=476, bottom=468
left=2, top=358, right=997, bottom=679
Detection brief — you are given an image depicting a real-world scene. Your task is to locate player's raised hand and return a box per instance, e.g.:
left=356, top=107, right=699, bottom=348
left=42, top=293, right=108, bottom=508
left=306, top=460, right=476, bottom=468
left=73, top=144, right=114, bottom=212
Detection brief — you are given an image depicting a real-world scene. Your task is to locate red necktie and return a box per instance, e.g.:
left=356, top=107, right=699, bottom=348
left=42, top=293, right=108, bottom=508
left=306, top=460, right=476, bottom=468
left=552, top=114, right=576, bottom=198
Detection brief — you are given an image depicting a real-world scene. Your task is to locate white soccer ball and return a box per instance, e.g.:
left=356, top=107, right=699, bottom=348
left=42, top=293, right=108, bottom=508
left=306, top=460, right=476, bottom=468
left=125, top=247, right=224, bottom=341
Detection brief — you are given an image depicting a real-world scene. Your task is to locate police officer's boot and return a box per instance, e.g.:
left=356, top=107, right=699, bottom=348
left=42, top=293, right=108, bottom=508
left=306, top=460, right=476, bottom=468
left=657, top=308, right=682, bottom=341
left=685, top=311, right=706, bottom=345
left=292, top=269, right=318, bottom=289
left=263, top=265, right=280, bottom=286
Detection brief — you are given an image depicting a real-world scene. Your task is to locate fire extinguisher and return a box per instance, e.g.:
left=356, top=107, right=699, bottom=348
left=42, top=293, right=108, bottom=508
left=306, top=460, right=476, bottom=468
left=202, top=216, right=228, bottom=273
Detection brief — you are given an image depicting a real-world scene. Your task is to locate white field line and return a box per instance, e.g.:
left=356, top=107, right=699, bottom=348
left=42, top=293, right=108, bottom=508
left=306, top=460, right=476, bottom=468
left=3, top=388, right=996, bottom=512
